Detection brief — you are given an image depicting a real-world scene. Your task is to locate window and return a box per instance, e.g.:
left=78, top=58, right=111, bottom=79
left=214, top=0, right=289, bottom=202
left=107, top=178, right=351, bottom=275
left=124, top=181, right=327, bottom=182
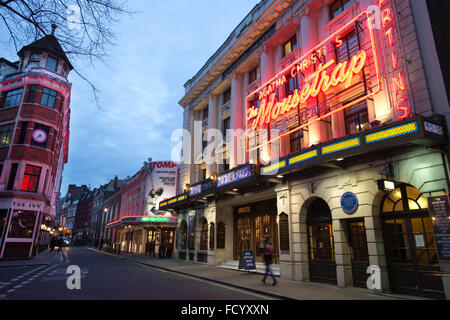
left=290, top=130, right=304, bottom=153
left=344, top=101, right=369, bottom=135
left=18, top=121, right=28, bottom=144
left=200, top=219, right=208, bottom=250
left=7, top=163, right=18, bottom=190
left=40, top=87, right=57, bottom=108
left=8, top=211, right=37, bottom=238
left=45, top=56, right=58, bottom=72
left=0, top=124, right=14, bottom=147
left=282, top=35, right=298, bottom=58
left=217, top=222, right=225, bottom=249
left=21, top=165, right=42, bottom=193
left=222, top=117, right=230, bottom=139
left=0, top=209, right=7, bottom=240
left=249, top=66, right=260, bottom=84
left=27, top=85, right=38, bottom=103
left=335, top=29, right=359, bottom=62
left=330, top=0, right=352, bottom=20
left=222, top=88, right=231, bottom=105
left=3, top=88, right=23, bottom=108
left=27, top=53, right=41, bottom=69
left=201, top=108, right=208, bottom=121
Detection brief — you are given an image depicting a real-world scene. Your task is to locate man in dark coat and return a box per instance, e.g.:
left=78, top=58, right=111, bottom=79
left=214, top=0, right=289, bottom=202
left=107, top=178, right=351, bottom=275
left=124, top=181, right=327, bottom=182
left=50, top=236, right=56, bottom=251
left=262, top=236, right=277, bottom=285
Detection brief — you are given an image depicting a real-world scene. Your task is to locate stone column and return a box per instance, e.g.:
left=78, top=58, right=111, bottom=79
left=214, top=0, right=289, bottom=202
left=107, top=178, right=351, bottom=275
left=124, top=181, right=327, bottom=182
left=260, top=44, right=274, bottom=84
left=275, top=185, right=294, bottom=280
left=207, top=202, right=217, bottom=266
left=230, top=72, right=244, bottom=169
left=206, top=93, right=218, bottom=178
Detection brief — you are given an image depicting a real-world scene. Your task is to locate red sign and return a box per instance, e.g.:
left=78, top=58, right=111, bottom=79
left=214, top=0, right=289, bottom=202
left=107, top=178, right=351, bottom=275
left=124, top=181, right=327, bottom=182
left=149, top=161, right=178, bottom=169
left=245, top=11, right=381, bottom=152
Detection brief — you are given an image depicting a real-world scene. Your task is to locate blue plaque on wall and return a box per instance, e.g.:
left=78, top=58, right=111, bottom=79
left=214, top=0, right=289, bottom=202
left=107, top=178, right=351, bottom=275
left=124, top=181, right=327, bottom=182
left=341, top=192, right=358, bottom=214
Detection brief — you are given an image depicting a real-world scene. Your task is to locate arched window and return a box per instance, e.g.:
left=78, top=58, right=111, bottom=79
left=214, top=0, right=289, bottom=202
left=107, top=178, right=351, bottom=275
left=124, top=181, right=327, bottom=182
left=382, top=185, right=428, bottom=213
left=209, top=222, right=215, bottom=251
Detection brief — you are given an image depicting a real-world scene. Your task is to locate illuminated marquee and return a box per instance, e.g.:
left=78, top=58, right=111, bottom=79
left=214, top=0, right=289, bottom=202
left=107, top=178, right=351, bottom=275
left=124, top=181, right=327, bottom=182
left=245, top=11, right=381, bottom=151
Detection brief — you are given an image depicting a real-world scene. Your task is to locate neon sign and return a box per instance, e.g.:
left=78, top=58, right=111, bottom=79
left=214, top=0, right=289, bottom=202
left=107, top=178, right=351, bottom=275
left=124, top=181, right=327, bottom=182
left=245, top=11, right=381, bottom=152
left=378, top=0, right=412, bottom=121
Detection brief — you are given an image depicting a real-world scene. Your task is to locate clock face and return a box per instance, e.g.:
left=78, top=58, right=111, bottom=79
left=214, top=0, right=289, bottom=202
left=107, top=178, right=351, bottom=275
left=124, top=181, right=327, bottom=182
left=32, top=129, right=47, bottom=143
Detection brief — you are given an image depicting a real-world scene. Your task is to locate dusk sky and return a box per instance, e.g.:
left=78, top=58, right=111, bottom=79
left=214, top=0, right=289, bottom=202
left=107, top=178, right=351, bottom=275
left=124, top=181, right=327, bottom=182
left=0, top=0, right=259, bottom=194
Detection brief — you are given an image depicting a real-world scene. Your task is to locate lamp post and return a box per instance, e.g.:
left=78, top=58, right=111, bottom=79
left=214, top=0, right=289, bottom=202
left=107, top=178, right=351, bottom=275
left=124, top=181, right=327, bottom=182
left=99, top=207, right=108, bottom=250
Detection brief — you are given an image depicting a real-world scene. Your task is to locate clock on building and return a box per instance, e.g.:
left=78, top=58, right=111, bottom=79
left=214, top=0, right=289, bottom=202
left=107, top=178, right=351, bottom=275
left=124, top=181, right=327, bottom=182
left=32, top=129, right=48, bottom=144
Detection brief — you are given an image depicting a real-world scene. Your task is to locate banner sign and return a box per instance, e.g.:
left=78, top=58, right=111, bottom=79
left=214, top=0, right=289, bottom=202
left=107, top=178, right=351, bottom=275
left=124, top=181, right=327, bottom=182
left=147, top=161, right=178, bottom=210
left=217, top=165, right=252, bottom=188
left=427, top=195, right=450, bottom=262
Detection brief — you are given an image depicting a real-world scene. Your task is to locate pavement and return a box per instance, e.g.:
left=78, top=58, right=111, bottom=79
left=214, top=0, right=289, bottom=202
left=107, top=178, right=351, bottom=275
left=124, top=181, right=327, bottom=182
left=0, top=248, right=68, bottom=268
left=86, top=247, right=430, bottom=301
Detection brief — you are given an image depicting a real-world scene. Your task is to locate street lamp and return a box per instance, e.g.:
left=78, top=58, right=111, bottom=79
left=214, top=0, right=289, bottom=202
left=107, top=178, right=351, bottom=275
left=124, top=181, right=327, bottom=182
left=99, top=208, right=108, bottom=250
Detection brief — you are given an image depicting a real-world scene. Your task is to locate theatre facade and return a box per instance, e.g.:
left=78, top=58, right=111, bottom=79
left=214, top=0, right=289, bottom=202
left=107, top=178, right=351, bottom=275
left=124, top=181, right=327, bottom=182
left=161, top=0, right=450, bottom=299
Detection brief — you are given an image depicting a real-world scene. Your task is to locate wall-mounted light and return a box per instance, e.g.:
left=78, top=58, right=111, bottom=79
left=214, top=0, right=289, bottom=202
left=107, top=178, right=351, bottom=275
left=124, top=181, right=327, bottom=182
left=377, top=179, right=396, bottom=191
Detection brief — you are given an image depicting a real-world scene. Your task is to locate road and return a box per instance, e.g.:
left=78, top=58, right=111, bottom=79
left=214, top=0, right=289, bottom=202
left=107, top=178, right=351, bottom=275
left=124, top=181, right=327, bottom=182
left=0, top=247, right=276, bottom=300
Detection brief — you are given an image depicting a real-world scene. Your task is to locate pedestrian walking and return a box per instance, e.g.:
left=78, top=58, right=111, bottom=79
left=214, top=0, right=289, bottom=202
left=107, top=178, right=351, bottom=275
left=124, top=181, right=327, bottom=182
left=262, top=236, right=277, bottom=285
left=57, top=237, right=64, bottom=254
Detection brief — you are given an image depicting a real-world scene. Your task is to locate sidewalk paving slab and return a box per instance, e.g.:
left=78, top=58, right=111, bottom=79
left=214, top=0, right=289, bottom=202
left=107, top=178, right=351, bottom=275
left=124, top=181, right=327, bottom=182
left=0, top=249, right=65, bottom=268
left=88, top=248, right=430, bottom=301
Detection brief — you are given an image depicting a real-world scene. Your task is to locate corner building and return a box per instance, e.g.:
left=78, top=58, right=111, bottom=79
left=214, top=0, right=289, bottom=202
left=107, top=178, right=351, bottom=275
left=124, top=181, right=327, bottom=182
left=0, top=35, right=72, bottom=259
left=162, top=0, right=450, bottom=299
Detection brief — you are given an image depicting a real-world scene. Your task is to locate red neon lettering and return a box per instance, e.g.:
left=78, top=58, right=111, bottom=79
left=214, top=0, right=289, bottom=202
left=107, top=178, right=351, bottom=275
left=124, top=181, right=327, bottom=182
left=385, top=28, right=395, bottom=46
left=249, top=50, right=367, bottom=129
left=397, top=98, right=410, bottom=120
left=379, top=0, right=387, bottom=8
left=381, top=8, right=393, bottom=29
left=335, top=36, right=343, bottom=48
left=391, top=52, right=398, bottom=70
left=392, top=72, right=406, bottom=95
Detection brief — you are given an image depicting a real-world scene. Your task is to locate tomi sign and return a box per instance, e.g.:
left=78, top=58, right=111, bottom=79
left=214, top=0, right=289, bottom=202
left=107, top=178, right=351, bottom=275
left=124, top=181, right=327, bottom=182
left=146, top=161, right=178, bottom=211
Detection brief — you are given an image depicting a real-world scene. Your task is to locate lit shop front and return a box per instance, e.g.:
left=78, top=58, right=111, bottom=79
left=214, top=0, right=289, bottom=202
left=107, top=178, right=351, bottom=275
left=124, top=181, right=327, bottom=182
left=0, top=197, right=49, bottom=260
left=106, top=214, right=177, bottom=258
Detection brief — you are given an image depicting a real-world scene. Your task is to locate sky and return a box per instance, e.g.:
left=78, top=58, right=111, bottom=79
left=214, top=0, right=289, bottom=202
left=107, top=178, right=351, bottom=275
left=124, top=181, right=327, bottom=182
left=0, top=0, right=260, bottom=194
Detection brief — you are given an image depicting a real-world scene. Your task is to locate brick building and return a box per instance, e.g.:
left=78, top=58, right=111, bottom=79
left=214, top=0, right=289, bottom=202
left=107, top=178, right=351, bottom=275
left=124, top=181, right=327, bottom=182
left=0, top=34, right=72, bottom=259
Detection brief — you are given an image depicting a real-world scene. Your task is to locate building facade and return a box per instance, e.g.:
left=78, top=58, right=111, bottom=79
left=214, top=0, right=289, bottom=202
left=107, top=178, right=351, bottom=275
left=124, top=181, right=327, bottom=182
left=0, top=34, right=72, bottom=259
left=162, top=0, right=450, bottom=299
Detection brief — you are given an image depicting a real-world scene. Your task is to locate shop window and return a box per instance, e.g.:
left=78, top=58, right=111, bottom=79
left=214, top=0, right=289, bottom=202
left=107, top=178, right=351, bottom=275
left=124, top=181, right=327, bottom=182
left=200, top=219, right=208, bottom=250
left=335, top=28, right=359, bottom=63
left=290, top=130, right=304, bottom=154
left=0, top=123, right=14, bottom=147
left=40, top=87, right=57, bottom=109
left=45, top=56, right=58, bottom=73
left=3, top=88, right=23, bottom=108
left=27, top=85, right=38, bottom=103
left=249, top=66, right=260, bottom=84
left=8, top=211, right=37, bottom=238
left=217, top=222, right=225, bottom=249
left=330, top=0, right=352, bottom=20
left=282, top=35, right=298, bottom=58
left=21, top=165, right=42, bottom=193
left=344, top=101, right=369, bottom=135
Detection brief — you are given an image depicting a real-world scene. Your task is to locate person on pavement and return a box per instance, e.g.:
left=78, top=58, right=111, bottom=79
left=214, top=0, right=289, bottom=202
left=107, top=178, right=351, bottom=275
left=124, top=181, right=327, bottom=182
left=262, top=236, right=277, bottom=286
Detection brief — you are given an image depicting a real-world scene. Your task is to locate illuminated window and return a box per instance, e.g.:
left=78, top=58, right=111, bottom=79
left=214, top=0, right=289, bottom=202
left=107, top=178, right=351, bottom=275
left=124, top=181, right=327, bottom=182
left=45, top=56, right=58, bottom=73
left=0, top=124, right=14, bottom=147
left=290, top=130, right=304, bottom=153
left=21, top=165, right=42, bottom=193
left=344, top=101, right=369, bottom=135
left=335, top=29, right=359, bottom=62
left=330, top=0, right=352, bottom=20
left=282, top=35, right=298, bottom=58
left=3, top=88, right=23, bottom=108
left=249, top=66, right=260, bottom=84
left=40, top=87, right=57, bottom=109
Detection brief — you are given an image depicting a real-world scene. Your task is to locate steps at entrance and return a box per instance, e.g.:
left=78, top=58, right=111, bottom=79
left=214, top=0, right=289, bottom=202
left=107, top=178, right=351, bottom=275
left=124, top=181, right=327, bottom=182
left=217, top=260, right=280, bottom=276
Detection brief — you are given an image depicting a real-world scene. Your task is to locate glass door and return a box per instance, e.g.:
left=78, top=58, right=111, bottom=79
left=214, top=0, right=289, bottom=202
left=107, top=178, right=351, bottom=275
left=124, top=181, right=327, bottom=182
left=348, top=220, right=369, bottom=288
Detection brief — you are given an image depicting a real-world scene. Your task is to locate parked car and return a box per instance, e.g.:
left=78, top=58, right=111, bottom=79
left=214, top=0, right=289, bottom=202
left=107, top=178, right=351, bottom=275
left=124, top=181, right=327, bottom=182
left=62, top=237, right=70, bottom=246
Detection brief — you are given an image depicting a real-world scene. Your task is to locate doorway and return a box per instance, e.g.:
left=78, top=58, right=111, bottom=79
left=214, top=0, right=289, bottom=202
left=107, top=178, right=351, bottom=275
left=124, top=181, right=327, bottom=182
left=307, top=198, right=337, bottom=284
left=381, top=184, right=444, bottom=299
left=234, top=199, right=278, bottom=263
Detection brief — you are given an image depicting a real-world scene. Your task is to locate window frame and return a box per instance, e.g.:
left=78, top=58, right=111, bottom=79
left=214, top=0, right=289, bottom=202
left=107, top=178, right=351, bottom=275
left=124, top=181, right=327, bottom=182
left=282, top=35, right=298, bottom=58
left=40, top=87, right=57, bottom=109
left=45, top=56, right=59, bottom=73
left=20, top=164, right=42, bottom=193
left=3, top=88, right=23, bottom=108
left=0, top=123, right=14, bottom=147
left=329, top=0, right=352, bottom=20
